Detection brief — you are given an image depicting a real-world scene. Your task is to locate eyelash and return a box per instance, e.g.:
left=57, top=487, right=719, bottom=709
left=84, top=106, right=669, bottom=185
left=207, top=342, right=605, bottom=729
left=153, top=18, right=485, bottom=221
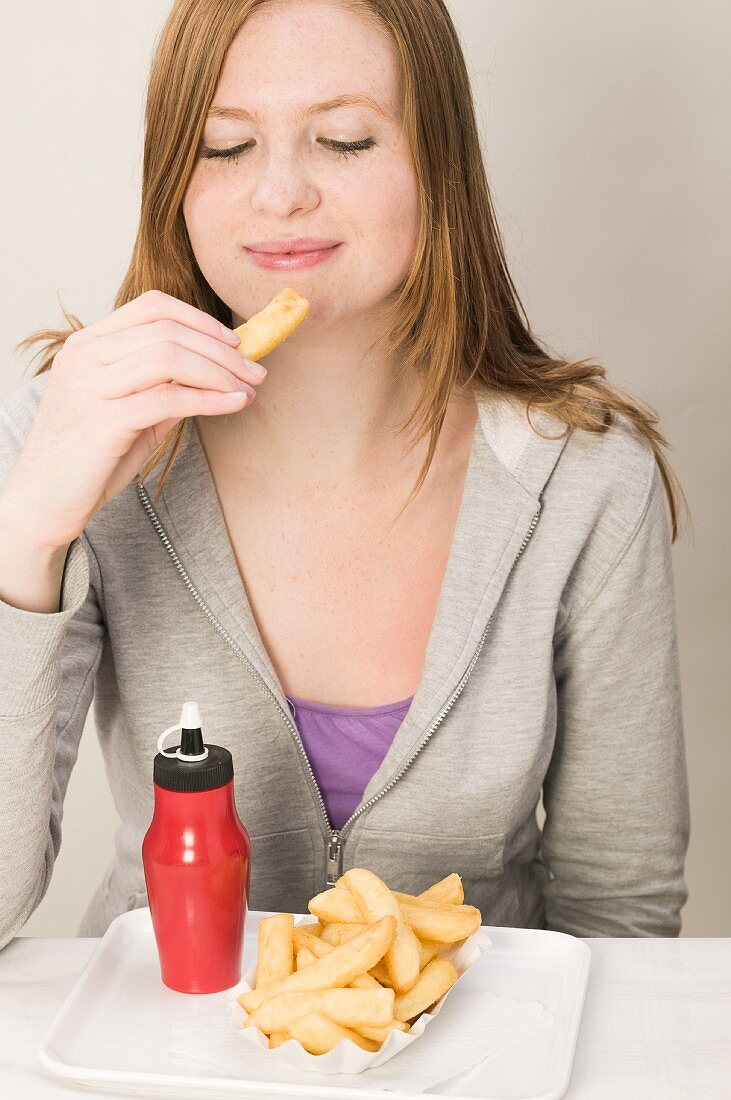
left=201, top=138, right=376, bottom=163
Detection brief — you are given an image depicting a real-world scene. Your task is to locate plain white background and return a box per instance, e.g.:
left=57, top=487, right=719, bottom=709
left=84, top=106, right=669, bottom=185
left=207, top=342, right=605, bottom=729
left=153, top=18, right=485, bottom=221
left=1, top=1, right=728, bottom=936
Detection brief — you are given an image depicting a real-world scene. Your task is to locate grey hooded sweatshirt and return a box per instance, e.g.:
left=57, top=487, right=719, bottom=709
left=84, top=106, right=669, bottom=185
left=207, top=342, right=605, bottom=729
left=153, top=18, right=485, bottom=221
left=0, top=371, right=690, bottom=947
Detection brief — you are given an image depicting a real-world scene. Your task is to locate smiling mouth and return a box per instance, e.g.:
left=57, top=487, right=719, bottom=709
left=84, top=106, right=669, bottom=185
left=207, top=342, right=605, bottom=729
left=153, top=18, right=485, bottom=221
left=244, top=243, right=342, bottom=267
left=246, top=243, right=340, bottom=255
left=261, top=247, right=333, bottom=255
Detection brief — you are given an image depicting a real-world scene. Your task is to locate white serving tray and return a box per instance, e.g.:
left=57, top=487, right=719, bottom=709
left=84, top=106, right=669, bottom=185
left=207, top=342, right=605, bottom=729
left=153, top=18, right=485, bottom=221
left=38, top=907, right=590, bottom=1100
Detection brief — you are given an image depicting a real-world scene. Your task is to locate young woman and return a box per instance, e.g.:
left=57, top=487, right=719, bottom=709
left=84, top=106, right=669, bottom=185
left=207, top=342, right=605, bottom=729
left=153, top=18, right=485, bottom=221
left=0, top=0, right=690, bottom=945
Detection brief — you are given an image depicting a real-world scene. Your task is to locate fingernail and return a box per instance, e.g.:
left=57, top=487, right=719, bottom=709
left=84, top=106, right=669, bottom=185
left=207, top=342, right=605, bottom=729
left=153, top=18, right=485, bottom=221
left=245, top=358, right=267, bottom=377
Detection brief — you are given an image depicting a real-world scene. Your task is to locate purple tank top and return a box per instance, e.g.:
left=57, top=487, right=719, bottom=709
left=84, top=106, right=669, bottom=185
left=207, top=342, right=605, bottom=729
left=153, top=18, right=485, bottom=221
left=285, top=693, right=414, bottom=829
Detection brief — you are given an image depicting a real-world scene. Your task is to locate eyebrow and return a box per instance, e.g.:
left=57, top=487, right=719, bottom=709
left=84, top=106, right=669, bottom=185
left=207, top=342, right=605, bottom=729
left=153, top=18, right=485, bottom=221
left=207, top=93, right=391, bottom=124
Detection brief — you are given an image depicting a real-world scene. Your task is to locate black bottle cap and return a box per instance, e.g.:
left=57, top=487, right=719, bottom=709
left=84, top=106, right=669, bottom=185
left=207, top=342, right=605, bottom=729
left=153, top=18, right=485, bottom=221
left=153, top=702, right=234, bottom=792
left=153, top=743, right=233, bottom=792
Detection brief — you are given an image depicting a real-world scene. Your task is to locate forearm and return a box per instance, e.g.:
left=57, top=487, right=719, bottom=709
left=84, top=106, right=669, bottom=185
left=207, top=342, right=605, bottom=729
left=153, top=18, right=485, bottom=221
left=0, top=492, right=70, bottom=614
left=0, top=533, right=102, bottom=950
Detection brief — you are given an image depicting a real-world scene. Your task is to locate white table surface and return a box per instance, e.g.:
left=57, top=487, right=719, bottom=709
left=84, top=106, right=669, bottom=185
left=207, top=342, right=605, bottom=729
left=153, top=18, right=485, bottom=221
left=0, top=934, right=729, bottom=1099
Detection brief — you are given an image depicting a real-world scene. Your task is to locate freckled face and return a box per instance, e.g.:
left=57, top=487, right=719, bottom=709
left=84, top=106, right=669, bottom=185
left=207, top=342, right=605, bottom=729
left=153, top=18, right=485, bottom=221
left=182, top=0, right=420, bottom=327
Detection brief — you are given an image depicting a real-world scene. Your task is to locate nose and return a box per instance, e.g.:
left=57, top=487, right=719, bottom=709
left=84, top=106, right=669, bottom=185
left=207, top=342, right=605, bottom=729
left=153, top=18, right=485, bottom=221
left=248, top=143, right=320, bottom=220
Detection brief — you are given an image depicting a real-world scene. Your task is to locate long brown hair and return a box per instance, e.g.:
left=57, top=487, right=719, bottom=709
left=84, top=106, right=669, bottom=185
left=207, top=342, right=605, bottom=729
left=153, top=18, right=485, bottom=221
left=17, top=0, right=688, bottom=540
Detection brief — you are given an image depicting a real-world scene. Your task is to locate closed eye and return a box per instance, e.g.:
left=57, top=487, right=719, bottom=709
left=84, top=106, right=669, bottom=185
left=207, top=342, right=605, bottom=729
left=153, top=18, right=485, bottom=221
left=201, top=138, right=376, bottom=163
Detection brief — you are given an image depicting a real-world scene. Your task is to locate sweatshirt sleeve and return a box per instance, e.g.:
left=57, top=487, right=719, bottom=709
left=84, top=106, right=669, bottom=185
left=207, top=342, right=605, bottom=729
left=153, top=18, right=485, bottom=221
left=541, top=455, right=691, bottom=937
left=0, top=394, right=106, bottom=949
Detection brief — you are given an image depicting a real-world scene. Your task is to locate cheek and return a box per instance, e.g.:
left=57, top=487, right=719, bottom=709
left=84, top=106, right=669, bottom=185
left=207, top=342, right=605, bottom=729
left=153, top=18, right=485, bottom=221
left=349, top=163, right=420, bottom=269
left=183, top=168, right=236, bottom=247
left=182, top=171, right=243, bottom=291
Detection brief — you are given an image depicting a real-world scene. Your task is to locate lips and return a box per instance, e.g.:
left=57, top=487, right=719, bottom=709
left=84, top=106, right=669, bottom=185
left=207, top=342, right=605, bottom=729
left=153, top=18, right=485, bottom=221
left=245, top=238, right=341, bottom=255
left=245, top=242, right=342, bottom=271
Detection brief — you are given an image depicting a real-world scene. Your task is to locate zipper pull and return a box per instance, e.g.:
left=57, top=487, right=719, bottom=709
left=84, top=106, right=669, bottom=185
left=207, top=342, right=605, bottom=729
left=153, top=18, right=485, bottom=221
left=326, top=831, right=343, bottom=886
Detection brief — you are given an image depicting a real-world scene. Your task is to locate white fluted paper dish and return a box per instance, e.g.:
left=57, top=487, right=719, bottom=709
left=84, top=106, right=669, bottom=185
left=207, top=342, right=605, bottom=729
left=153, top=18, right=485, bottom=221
left=227, top=918, right=493, bottom=1075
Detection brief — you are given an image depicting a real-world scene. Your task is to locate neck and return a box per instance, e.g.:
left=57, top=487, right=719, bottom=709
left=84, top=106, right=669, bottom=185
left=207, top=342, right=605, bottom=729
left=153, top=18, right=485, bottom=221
left=205, top=316, right=423, bottom=485
left=197, top=310, right=478, bottom=499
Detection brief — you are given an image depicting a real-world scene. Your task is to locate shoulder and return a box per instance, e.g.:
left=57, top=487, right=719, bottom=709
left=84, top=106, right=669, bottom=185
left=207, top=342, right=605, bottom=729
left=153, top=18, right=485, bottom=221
left=476, top=391, right=670, bottom=612
left=476, top=389, right=660, bottom=527
left=544, top=410, right=671, bottom=627
left=551, top=408, right=662, bottom=540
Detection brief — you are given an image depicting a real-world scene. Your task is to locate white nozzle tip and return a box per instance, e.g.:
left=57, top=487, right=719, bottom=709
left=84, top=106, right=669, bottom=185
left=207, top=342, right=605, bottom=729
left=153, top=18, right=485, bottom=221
left=180, top=700, right=202, bottom=730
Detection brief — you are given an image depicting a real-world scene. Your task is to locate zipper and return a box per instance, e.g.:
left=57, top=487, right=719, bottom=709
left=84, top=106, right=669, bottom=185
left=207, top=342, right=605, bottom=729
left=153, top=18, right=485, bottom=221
left=135, top=477, right=541, bottom=889
left=327, top=833, right=344, bottom=885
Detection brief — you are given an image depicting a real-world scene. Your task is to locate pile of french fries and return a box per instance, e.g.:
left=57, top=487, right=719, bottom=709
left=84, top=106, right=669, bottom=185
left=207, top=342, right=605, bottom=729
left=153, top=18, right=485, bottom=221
left=236, top=867, right=483, bottom=1055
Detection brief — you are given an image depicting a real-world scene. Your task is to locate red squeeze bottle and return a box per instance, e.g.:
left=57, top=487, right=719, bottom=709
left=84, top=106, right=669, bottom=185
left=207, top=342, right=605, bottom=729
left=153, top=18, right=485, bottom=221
left=142, top=701, right=251, bottom=993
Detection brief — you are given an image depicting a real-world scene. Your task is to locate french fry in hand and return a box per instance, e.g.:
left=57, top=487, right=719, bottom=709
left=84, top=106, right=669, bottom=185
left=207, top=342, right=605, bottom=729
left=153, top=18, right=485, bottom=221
left=238, top=915, right=397, bottom=1013
left=341, top=868, right=421, bottom=994
left=233, top=288, right=309, bottom=360
left=255, top=913, right=294, bottom=990
left=393, top=956, right=459, bottom=1023
left=287, top=1010, right=379, bottom=1054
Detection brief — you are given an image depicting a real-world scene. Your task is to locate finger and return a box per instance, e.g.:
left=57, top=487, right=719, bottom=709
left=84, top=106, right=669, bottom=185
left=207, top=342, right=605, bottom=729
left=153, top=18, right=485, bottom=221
left=98, top=344, right=257, bottom=401
left=115, top=381, right=254, bottom=433
left=83, top=289, right=241, bottom=347
left=91, top=323, right=265, bottom=397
